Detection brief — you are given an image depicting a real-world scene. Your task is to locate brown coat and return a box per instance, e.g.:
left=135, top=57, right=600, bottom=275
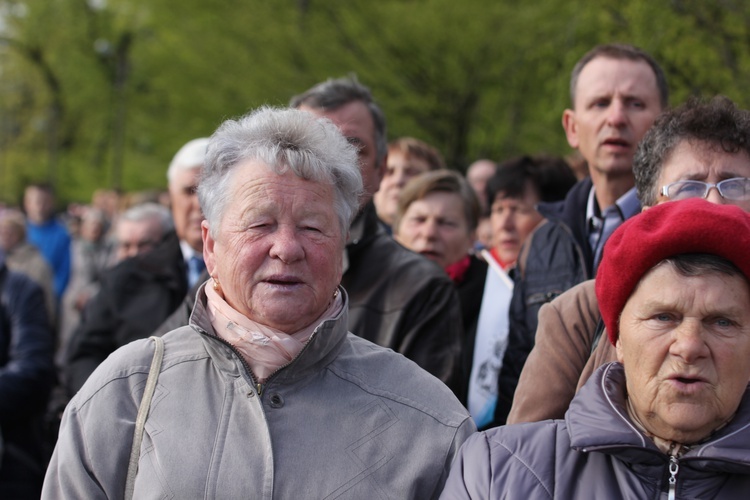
left=506, top=279, right=617, bottom=424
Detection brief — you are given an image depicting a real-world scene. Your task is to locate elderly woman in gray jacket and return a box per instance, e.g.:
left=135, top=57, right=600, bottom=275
left=43, top=107, right=474, bottom=499
left=441, top=198, right=750, bottom=499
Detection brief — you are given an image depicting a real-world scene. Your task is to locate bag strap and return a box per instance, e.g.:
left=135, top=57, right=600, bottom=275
left=125, top=336, right=165, bottom=500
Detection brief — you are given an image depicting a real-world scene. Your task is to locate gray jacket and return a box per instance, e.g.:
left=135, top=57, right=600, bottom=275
left=441, top=362, right=750, bottom=499
left=44, top=287, right=475, bottom=499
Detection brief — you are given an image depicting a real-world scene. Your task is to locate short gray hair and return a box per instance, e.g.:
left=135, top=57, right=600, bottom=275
left=119, top=202, right=174, bottom=233
left=167, top=138, right=210, bottom=184
left=199, top=106, right=363, bottom=238
left=290, top=75, right=387, bottom=167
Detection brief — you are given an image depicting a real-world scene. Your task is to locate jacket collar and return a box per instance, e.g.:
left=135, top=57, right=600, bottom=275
left=567, top=362, right=750, bottom=471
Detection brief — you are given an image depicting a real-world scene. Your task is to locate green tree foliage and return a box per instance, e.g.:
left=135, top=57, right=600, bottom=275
left=2, top=0, right=750, bottom=206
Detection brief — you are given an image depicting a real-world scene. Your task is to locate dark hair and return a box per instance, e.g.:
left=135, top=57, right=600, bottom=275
left=485, top=155, right=577, bottom=214
left=388, top=137, right=445, bottom=171
left=570, top=44, right=668, bottom=109
left=634, top=96, right=750, bottom=207
left=290, top=75, right=387, bottom=167
left=394, top=170, right=481, bottom=233
left=664, top=253, right=745, bottom=280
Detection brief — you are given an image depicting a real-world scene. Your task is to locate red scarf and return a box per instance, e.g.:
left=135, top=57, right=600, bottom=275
left=489, top=247, right=514, bottom=270
left=445, top=255, right=471, bottom=284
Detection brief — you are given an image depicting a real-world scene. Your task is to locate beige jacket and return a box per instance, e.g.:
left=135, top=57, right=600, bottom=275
left=506, top=279, right=616, bottom=424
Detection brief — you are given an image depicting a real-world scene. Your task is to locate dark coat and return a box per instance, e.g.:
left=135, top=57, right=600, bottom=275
left=442, top=362, right=750, bottom=499
left=0, top=261, right=56, bottom=499
left=342, top=202, right=463, bottom=386
left=453, top=255, right=487, bottom=405
left=64, top=232, right=188, bottom=394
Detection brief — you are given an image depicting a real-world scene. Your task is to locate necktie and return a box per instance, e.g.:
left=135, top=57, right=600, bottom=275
left=187, top=256, right=206, bottom=288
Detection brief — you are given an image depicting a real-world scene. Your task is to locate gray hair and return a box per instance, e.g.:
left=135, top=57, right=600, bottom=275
left=199, top=106, right=363, bottom=238
left=634, top=96, right=750, bottom=207
left=119, top=202, right=174, bottom=233
left=167, top=138, right=210, bottom=184
left=289, top=75, right=387, bottom=167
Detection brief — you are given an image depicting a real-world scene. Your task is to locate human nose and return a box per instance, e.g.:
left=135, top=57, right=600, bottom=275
left=705, top=185, right=726, bottom=205
left=669, top=320, right=710, bottom=363
left=500, top=211, right=515, bottom=231
left=269, top=227, right=305, bottom=263
left=605, top=100, right=627, bottom=127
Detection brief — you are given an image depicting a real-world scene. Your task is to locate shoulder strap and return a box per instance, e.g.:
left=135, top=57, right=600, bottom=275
left=125, top=336, right=164, bottom=500
left=590, top=317, right=606, bottom=356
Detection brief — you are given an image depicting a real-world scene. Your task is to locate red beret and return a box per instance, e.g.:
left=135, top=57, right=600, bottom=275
left=596, top=198, right=750, bottom=345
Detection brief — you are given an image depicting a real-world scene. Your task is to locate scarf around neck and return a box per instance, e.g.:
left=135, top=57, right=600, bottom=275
left=205, top=279, right=343, bottom=383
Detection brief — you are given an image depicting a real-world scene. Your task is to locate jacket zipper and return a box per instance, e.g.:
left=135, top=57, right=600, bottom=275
left=667, top=454, right=679, bottom=500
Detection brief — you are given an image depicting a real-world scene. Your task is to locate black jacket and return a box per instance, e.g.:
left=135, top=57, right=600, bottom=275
left=0, top=260, right=56, bottom=498
left=342, top=203, right=463, bottom=386
left=494, top=177, right=594, bottom=424
left=65, top=232, right=188, bottom=394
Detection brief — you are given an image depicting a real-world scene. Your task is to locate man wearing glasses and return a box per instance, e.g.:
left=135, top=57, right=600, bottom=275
left=507, top=96, right=750, bottom=424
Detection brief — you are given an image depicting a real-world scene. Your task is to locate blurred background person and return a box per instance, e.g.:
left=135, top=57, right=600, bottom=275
left=64, top=138, right=208, bottom=395
left=466, top=159, right=497, bottom=250
left=23, top=183, right=71, bottom=302
left=394, top=170, right=509, bottom=428
left=485, top=155, right=577, bottom=271
left=0, top=208, right=56, bottom=324
left=0, top=253, right=55, bottom=499
left=373, top=136, right=445, bottom=233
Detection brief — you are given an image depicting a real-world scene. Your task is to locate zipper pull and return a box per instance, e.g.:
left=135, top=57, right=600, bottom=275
left=256, top=382, right=263, bottom=396
left=668, top=455, right=679, bottom=500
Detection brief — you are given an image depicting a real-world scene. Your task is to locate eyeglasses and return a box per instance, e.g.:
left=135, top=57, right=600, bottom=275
left=660, top=177, right=750, bottom=201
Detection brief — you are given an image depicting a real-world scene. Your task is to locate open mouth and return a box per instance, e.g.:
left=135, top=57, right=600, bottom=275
left=602, top=138, right=630, bottom=148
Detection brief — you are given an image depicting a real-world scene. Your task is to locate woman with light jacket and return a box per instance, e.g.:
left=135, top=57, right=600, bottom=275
left=43, top=107, right=474, bottom=499
left=441, top=199, right=750, bottom=499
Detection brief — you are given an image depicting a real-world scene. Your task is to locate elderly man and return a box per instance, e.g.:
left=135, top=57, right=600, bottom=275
left=508, top=96, right=750, bottom=424
left=64, top=138, right=209, bottom=395
left=442, top=199, right=750, bottom=498
left=496, top=44, right=668, bottom=422
left=44, top=107, right=474, bottom=499
left=112, top=202, right=174, bottom=263
left=291, top=77, right=463, bottom=386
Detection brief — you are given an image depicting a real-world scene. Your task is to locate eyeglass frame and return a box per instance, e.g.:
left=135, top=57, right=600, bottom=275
left=659, top=177, right=750, bottom=201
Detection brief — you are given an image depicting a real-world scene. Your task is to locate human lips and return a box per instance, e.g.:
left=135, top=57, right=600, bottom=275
left=667, top=373, right=710, bottom=394
left=261, top=274, right=305, bottom=288
left=601, top=136, right=631, bottom=151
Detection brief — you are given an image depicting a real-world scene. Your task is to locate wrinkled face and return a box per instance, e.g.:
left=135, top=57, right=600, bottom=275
left=395, top=191, right=474, bottom=269
left=563, top=57, right=662, bottom=180
left=374, top=151, right=433, bottom=225
left=23, top=187, right=54, bottom=224
left=654, top=140, right=750, bottom=212
left=617, top=263, right=750, bottom=443
left=115, top=218, right=165, bottom=262
left=489, top=183, right=543, bottom=266
left=168, top=167, right=203, bottom=252
left=203, top=161, right=344, bottom=332
left=298, top=101, right=384, bottom=208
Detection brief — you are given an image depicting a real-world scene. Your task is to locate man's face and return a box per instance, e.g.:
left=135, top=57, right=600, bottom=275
left=168, top=167, right=203, bottom=252
left=563, top=57, right=663, bottom=181
left=298, top=101, right=384, bottom=208
left=654, top=140, right=750, bottom=212
left=115, top=218, right=164, bottom=262
left=23, top=187, right=54, bottom=224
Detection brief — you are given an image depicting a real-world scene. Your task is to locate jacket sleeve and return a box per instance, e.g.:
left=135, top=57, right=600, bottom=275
left=432, top=417, right=478, bottom=499
left=397, top=277, right=463, bottom=388
left=0, top=272, right=55, bottom=421
left=506, top=280, right=599, bottom=424
left=64, top=284, right=119, bottom=395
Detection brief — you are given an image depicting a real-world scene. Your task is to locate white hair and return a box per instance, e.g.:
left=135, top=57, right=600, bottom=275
left=167, top=138, right=210, bottom=184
